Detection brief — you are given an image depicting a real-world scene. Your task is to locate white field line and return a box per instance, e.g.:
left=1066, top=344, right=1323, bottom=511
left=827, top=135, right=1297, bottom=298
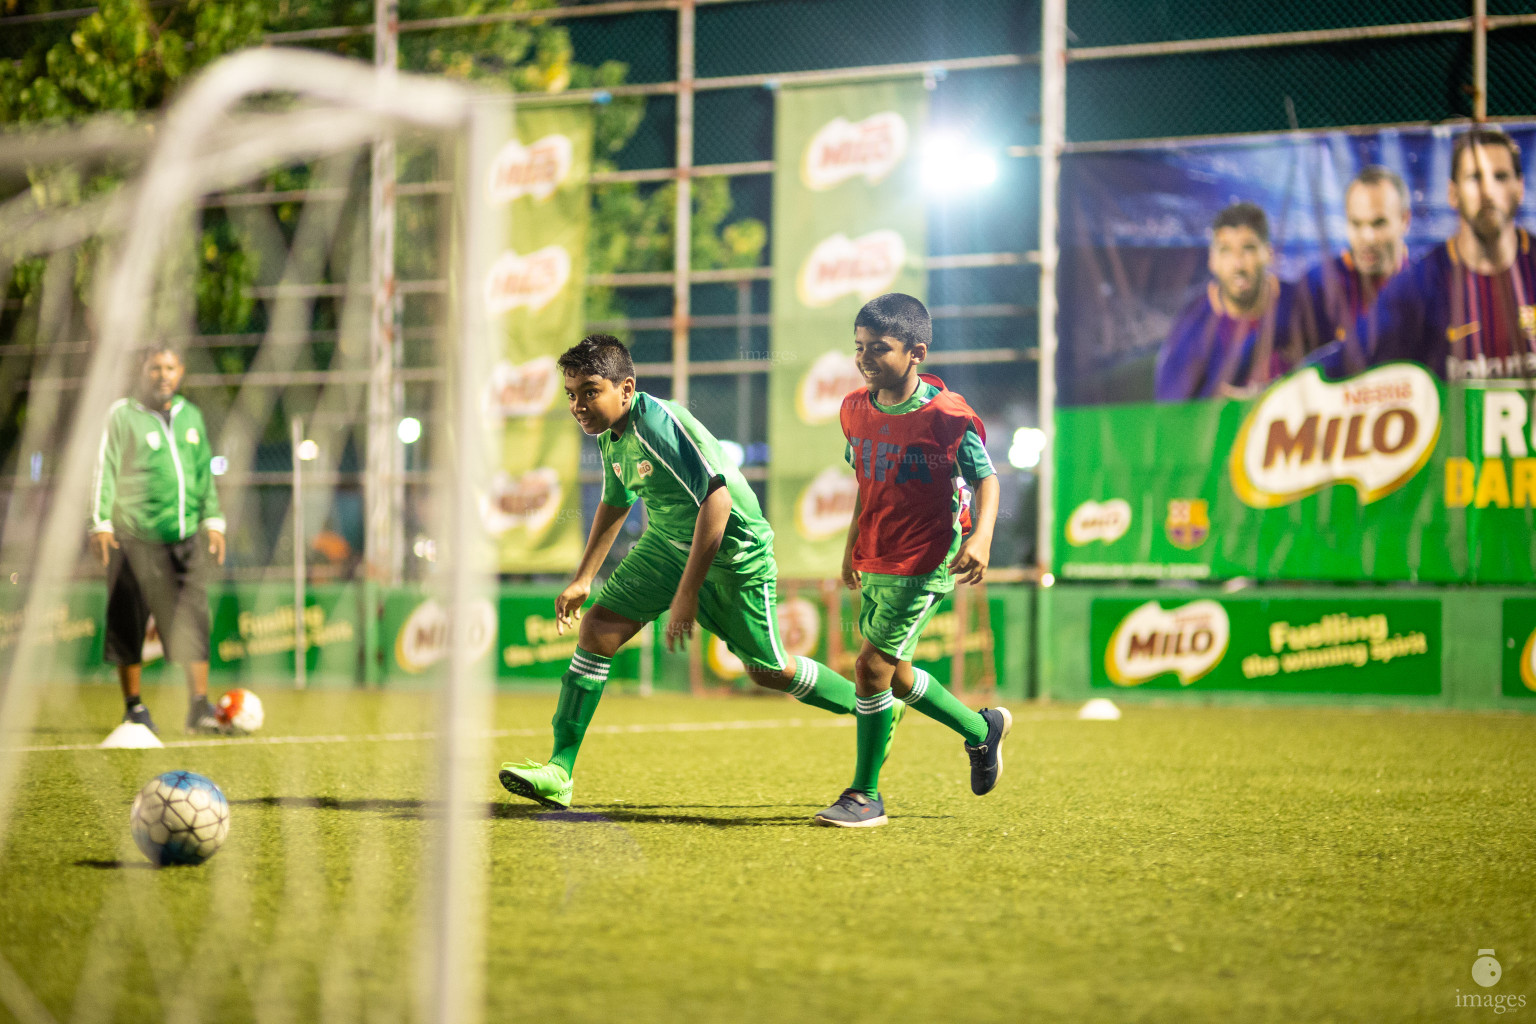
left=6, top=716, right=857, bottom=754
left=7, top=705, right=1071, bottom=755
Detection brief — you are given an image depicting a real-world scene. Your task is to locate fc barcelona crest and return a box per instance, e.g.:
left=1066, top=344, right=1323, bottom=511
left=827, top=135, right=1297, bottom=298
left=1164, top=499, right=1210, bottom=550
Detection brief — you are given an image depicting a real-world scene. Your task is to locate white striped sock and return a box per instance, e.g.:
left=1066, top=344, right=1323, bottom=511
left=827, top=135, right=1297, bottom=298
left=569, top=649, right=611, bottom=680
left=787, top=657, right=816, bottom=699
left=856, top=690, right=896, bottom=715
left=901, top=668, right=931, bottom=705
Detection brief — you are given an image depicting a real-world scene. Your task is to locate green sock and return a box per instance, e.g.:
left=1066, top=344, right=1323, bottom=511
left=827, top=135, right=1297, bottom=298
left=903, top=667, right=987, bottom=745
left=786, top=656, right=856, bottom=715
left=548, top=648, right=611, bottom=774
left=851, top=689, right=895, bottom=796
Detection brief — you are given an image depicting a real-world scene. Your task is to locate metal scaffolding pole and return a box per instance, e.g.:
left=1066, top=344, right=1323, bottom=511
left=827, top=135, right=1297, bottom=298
left=1038, top=0, right=1065, bottom=579
left=366, top=0, right=400, bottom=584
left=1473, top=0, right=1488, bottom=121
left=291, top=415, right=308, bottom=690
left=672, top=0, right=696, bottom=405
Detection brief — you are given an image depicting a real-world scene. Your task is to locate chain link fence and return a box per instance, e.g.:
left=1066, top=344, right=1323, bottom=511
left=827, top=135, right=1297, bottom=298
left=7, top=0, right=1531, bottom=581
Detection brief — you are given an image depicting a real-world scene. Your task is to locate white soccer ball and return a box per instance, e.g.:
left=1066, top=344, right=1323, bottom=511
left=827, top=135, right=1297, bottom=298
left=216, top=688, right=264, bottom=734
left=129, top=770, right=230, bottom=866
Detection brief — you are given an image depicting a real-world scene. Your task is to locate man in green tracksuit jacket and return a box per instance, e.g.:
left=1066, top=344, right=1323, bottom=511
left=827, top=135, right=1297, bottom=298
left=90, top=348, right=227, bottom=734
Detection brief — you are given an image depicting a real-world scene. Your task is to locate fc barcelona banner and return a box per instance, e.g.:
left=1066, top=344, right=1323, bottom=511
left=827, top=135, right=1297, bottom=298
left=1057, top=373, right=1536, bottom=582
left=484, top=105, right=592, bottom=573
left=768, top=81, right=928, bottom=578
left=1055, top=123, right=1536, bottom=583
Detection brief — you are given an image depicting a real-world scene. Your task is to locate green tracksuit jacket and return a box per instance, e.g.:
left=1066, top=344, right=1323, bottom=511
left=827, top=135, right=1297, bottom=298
left=91, top=396, right=225, bottom=543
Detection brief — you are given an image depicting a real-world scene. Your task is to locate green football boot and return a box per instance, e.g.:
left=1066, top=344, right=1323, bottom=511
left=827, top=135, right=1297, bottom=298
left=881, top=700, right=906, bottom=767
left=498, top=759, right=574, bottom=810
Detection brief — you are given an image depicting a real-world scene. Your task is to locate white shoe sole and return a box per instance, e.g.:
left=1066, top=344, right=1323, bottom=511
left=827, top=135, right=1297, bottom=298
left=813, top=813, right=888, bottom=828
left=993, top=705, right=1013, bottom=788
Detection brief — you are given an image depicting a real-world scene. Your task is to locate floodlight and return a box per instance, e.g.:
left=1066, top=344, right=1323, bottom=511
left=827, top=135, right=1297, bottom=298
left=921, top=133, right=1000, bottom=195
left=1008, top=427, right=1046, bottom=470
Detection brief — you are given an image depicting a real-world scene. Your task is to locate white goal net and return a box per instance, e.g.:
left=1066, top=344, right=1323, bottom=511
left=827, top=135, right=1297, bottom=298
left=0, top=48, right=506, bottom=1024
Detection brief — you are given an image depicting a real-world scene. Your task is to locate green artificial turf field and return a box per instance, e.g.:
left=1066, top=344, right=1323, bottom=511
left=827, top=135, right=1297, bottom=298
left=1, top=683, right=1533, bottom=1023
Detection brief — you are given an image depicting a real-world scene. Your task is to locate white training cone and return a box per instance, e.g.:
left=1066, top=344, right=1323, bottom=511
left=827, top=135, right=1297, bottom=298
left=1078, top=698, right=1121, bottom=721
left=99, top=722, right=164, bottom=749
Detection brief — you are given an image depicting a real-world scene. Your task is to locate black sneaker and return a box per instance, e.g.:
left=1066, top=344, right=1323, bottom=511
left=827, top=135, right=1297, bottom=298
left=185, top=696, right=226, bottom=735
left=813, top=789, right=888, bottom=828
left=122, top=701, right=158, bottom=735
left=965, top=706, right=1014, bottom=796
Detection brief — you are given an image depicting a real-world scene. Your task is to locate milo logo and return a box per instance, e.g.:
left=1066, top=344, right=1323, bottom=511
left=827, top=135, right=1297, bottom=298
left=1230, top=364, right=1440, bottom=508
left=1065, top=498, right=1131, bottom=547
left=395, top=598, right=498, bottom=674
left=484, top=356, right=558, bottom=418
left=488, top=133, right=573, bottom=204
left=777, top=596, right=822, bottom=657
left=797, top=350, right=866, bottom=424
left=1105, top=600, right=1230, bottom=686
left=801, top=112, right=909, bottom=192
left=796, top=466, right=858, bottom=541
left=1522, top=626, right=1536, bottom=692
left=480, top=468, right=562, bottom=535
left=484, top=245, right=571, bottom=315
left=797, top=230, right=906, bottom=309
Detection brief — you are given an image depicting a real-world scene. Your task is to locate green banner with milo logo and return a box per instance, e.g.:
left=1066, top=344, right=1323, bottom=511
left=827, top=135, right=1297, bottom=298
left=768, top=80, right=928, bottom=578
left=1090, top=595, right=1441, bottom=695
left=1058, top=368, right=1536, bottom=584
left=483, top=105, right=593, bottom=574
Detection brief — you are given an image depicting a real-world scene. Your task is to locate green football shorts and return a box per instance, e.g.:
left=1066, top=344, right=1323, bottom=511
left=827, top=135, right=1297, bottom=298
left=595, top=530, right=789, bottom=671
left=857, top=580, right=944, bottom=662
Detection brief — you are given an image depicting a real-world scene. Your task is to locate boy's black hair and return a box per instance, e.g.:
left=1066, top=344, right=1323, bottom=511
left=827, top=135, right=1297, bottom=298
left=558, top=333, right=635, bottom=384
left=1211, top=201, right=1270, bottom=244
left=854, top=292, right=932, bottom=350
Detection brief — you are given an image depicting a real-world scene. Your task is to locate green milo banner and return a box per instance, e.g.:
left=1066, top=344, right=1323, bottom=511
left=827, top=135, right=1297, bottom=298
left=1057, top=369, right=1536, bottom=583
left=1502, top=598, right=1536, bottom=699
left=1090, top=596, right=1441, bottom=694
left=380, top=589, right=645, bottom=684
left=768, top=80, right=927, bottom=577
left=0, top=585, right=104, bottom=676
left=484, top=105, right=592, bottom=574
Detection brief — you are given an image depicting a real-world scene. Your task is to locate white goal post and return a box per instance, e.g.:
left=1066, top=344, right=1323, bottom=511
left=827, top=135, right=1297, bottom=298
left=0, top=48, right=508, bottom=1024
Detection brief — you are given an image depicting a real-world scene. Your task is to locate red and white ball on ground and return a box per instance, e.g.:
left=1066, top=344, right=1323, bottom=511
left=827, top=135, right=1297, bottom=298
left=216, top=688, right=264, bottom=734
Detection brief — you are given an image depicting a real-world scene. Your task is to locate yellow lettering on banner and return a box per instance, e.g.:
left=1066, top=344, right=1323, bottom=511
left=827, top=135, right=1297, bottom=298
left=1445, top=457, right=1475, bottom=507
left=1512, top=458, right=1536, bottom=508
left=1474, top=459, right=1511, bottom=508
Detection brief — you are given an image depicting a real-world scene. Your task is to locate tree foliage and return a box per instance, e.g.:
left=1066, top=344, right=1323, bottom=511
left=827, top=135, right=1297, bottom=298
left=0, top=0, right=765, bottom=339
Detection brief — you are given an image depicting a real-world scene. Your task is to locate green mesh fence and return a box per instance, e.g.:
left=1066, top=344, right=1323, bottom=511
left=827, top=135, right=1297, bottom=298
left=1067, top=0, right=1468, bottom=48
left=1067, top=35, right=1475, bottom=141
left=10, top=0, right=1526, bottom=579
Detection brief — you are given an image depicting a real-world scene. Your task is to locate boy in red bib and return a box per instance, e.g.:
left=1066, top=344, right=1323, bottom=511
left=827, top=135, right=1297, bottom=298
left=814, top=293, right=1012, bottom=828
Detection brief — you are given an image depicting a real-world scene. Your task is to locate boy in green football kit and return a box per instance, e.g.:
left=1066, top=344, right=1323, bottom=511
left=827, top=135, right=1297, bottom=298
left=815, top=292, right=1012, bottom=828
left=497, top=334, right=897, bottom=809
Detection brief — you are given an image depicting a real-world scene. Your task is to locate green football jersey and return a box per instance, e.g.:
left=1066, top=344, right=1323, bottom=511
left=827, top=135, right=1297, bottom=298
left=598, top=392, right=775, bottom=578
left=92, top=396, right=225, bottom=544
